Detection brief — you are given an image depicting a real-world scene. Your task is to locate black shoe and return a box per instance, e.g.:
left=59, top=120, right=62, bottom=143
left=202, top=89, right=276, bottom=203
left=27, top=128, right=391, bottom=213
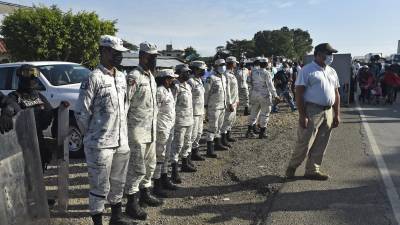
left=92, top=213, right=103, bottom=225
left=252, top=124, right=260, bottom=134
left=246, top=125, right=256, bottom=138
left=109, top=202, right=136, bottom=225
left=244, top=106, right=250, bottom=116
left=259, top=127, right=267, bottom=139
left=214, top=138, right=229, bottom=151
left=226, top=131, right=236, bottom=142
left=181, top=157, right=197, bottom=172
left=161, top=173, right=178, bottom=190
left=171, top=162, right=182, bottom=184
left=191, top=148, right=205, bottom=161
left=221, top=133, right=232, bottom=148
left=187, top=154, right=196, bottom=168
left=139, top=188, right=164, bottom=207
left=206, top=141, right=217, bottom=158
left=153, top=179, right=168, bottom=198
left=125, top=193, right=147, bottom=220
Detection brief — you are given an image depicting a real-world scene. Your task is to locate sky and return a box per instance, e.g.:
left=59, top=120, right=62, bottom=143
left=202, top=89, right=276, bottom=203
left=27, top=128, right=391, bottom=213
left=9, top=0, right=400, bottom=57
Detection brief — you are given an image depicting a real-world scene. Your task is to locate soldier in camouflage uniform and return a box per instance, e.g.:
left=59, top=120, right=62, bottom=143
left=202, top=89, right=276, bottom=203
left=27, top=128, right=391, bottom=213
left=171, top=64, right=196, bottom=184
left=75, top=35, right=133, bottom=225
left=188, top=60, right=207, bottom=161
left=204, top=59, right=230, bottom=157
left=221, top=56, right=240, bottom=147
left=124, top=42, right=163, bottom=221
left=236, top=59, right=251, bottom=116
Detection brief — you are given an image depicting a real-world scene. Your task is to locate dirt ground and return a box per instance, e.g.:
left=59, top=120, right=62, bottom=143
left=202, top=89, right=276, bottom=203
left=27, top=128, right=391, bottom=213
left=43, top=104, right=298, bottom=225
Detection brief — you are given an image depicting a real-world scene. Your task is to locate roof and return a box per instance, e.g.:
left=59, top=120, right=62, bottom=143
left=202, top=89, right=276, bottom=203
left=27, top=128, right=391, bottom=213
left=0, top=1, right=31, bottom=14
left=0, top=61, right=80, bottom=67
left=121, top=52, right=185, bottom=68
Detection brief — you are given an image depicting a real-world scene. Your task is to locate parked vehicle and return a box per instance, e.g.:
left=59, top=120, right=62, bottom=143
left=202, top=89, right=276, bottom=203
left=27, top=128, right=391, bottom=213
left=0, top=61, right=90, bottom=158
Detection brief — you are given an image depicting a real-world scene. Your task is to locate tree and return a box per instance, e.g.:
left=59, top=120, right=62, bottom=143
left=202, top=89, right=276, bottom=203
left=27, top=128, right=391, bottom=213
left=225, top=39, right=256, bottom=59
left=183, top=46, right=200, bottom=61
left=0, top=5, right=117, bottom=68
left=253, top=27, right=313, bottom=60
left=123, top=40, right=138, bottom=51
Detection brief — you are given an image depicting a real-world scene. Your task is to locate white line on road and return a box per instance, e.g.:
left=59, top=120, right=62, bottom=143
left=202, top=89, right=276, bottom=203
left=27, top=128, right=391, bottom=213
left=357, top=103, right=400, bottom=225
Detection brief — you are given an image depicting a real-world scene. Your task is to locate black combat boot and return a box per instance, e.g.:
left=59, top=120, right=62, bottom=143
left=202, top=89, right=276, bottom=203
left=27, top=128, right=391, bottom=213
left=244, top=106, right=250, bottom=116
left=187, top=153, right=196, bottom=167
left=206, top=141, right=217, bottom=158
left=91, top=213, right=103, bottom=225
left=191, top=148, right=205, bottom=161
left=109, top=202, right=136, bottom=225
left=139, top=188, right=164, bottom=207
left=181, top=157, right=197, bottom=172
left=125, top=193, right=147, bottom=220
left=214, top=138, right=229, bottom=151
left=153, top=178, right=168, bottom=198
left=252, top=124, right=260, bottom=134
left=221, top=133, right=232, bottom=148
left=226, top=131, right=236, bottom=142
left=161, top=173, right=178, bottom=190
left=246, top=125, right=256, bottom=138
left=171, top=162, right=182, bottom=184
left=259, top=127, right=268, bottom=139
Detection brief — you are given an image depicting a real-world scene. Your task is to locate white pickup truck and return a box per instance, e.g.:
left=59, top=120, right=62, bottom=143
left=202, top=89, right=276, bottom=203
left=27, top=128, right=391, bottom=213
left=0, top=61, right=91, bottom=158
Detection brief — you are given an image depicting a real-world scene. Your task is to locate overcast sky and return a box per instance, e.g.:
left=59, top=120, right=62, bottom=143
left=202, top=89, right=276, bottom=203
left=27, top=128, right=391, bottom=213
left=11, top=0, right=400, bottom=57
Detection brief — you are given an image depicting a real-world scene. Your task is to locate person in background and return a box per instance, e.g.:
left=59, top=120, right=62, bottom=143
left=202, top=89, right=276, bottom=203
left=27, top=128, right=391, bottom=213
left=153, top=69, right=179, bottom=198
left=236, top=59, right=251, bottom=116
left=357, top=65, right=374, bottom=104
left=188, top=60, right=207, bottom=162
left=75, top=35, right=132, bottom=225
left=125, top=41, right=163, bottom=221
left=286, top=43, right=341, bottom=181
left=272, top=63, right=297, bottom=112
left=221, top=56, right=240, bottom=146
left=171, top=64, right=196, bottom=184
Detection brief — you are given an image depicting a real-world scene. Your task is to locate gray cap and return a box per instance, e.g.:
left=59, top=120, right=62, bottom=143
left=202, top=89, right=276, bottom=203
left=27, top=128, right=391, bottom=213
left=190, top=60, right=207, bottom=70
left=175, top=64, right=191, bottom=73
left=158, top=69, right=179, bottom=78
left=99, top=35, right=129, bottom=52
left=259, top=57, right=268, bottom=63
left=140, top=41, right=160, bottom=55
left=226, top=56, right=239, bottom=63
left=214, top=58, right=226, bottom=66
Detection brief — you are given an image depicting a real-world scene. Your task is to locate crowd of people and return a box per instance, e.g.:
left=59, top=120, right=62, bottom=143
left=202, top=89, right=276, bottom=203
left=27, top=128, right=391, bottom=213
left=353, top=59, right=400, bottom=104
left=0, top=35, right=343, bottom=225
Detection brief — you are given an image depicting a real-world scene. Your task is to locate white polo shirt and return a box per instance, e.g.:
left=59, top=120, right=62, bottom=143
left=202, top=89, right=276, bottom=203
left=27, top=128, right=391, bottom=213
left=295, top=61, right=340, bottom=106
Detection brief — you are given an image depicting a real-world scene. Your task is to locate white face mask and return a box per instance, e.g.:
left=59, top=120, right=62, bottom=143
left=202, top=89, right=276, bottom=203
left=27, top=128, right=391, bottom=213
left=217, top=65, right=226, bottom=74
left=324, top=55, right=334, bottom=65
left=253, top=65, right=260, bottom=70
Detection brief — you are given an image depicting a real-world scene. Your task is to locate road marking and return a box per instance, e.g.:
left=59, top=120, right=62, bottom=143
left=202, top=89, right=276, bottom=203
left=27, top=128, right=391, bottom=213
left=357, top=103, right=400, bottom=225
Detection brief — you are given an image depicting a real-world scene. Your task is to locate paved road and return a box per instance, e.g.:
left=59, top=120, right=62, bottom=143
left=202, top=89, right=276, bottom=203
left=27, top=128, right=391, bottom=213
left=265, top=103, right=399, bottom=225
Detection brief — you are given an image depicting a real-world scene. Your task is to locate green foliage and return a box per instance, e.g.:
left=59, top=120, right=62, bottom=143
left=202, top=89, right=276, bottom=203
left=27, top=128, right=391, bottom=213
left=184, top=46, right=200, bottom=61
left=0, top=5, right=117, bottom=68
left=253, top=27, right=313, bottom=60
left=225, top=39, right=256, bottom=59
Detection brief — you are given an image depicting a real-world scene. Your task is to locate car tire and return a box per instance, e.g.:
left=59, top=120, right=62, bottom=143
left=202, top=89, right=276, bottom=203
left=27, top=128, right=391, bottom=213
left=68, top=122, right=85, bottom=158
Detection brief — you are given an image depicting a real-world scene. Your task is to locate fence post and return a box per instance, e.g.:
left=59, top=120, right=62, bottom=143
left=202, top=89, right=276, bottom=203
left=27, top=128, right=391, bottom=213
left=57, top=103, right=69, bottom=213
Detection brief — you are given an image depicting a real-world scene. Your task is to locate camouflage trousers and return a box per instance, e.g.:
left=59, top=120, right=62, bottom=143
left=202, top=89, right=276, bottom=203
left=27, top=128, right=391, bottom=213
left=154, top=127, right=174, bottom=179
left=248, top=94, right=272, bottom=128
left=191, top=115, right=204, bottom=149
left=239, top=87, right=250, bottom=108
left=85, top=147, right=130, bottom=215
left=171, top=125, right=193, bottom=162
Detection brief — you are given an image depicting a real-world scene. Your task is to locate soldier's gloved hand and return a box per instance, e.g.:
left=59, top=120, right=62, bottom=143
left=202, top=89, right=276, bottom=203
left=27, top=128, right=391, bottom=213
left=0, top=108, right=14, bottom=134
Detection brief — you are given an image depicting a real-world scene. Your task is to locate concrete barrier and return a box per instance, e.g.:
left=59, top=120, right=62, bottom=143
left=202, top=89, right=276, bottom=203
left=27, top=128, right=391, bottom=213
left=0, top=109, right=49, bottom=225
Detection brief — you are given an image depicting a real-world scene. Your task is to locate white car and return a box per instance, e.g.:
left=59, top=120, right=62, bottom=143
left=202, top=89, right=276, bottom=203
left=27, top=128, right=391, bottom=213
left=0, top=61, right=91, bottom=158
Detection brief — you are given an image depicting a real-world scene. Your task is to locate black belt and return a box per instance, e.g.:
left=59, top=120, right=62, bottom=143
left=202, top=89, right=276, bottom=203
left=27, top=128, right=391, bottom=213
left=306, top=102, right=332, bottom=110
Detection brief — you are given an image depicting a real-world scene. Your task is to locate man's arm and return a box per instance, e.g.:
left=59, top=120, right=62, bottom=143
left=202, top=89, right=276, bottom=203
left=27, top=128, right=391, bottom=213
left=75, top=74, right=96, bottom=135
left=332, top=88, right=341, bottom=128
left=296, top=85, right=308, bottom=128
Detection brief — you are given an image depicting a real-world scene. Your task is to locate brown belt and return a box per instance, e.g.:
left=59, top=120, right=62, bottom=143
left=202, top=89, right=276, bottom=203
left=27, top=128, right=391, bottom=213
left=306, top=102, right=332, bottom=110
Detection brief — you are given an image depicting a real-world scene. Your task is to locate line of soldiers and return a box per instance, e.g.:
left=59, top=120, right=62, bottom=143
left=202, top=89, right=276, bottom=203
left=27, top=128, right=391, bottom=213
left=73, top=35, right=285, bottom=225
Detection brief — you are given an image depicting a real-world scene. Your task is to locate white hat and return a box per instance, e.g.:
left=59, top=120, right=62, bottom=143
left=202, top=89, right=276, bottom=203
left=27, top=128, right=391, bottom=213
left=214, top=58, right=226, bottom=66
left=190, top=60, right=207, bottom=70
left=226, top=56, right=239, bottom=63
left=259, top=57, right=269, bottom=63
left=253, top=56, right=262, bottom=62
left=158, top=69, right=179, bottom=78
left=99, top=35, right=129, bottom=52
left=140, top=41, right=160, bottom=55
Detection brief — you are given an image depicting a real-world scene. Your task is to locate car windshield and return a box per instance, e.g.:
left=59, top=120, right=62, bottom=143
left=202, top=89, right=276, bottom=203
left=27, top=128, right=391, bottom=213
left=38, top=64, right=90, bottom=86
left=394, top=55, right=400, bottom=62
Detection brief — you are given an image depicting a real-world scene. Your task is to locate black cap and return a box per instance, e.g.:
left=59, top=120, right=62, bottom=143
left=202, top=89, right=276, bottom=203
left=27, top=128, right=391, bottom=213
left=314, top=43, right=338, bottom=54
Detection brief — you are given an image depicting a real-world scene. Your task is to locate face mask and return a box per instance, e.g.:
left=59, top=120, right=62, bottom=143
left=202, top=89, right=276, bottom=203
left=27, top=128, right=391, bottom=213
left=180, top=72, right=190, bottom=82
left=324, top=55, right=334, bottom=65
left=217, top=65, right=226, bottom=74
left=253, top=65, right=260, bottom=70
left=110, top=50, right=123, bottom=67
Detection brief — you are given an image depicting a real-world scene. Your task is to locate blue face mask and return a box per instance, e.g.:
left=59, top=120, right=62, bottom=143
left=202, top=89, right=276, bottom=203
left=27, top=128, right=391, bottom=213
left=324, top=55, right=334, bottom=65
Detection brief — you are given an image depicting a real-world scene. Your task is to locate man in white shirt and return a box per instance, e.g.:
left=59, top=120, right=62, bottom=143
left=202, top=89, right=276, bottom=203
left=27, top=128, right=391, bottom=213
left=286, top=43, right=341, bottom=181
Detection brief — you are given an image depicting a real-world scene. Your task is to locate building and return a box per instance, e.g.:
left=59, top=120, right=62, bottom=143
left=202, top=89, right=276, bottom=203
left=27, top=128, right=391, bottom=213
left=160, top=44, right=184, bottom=58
